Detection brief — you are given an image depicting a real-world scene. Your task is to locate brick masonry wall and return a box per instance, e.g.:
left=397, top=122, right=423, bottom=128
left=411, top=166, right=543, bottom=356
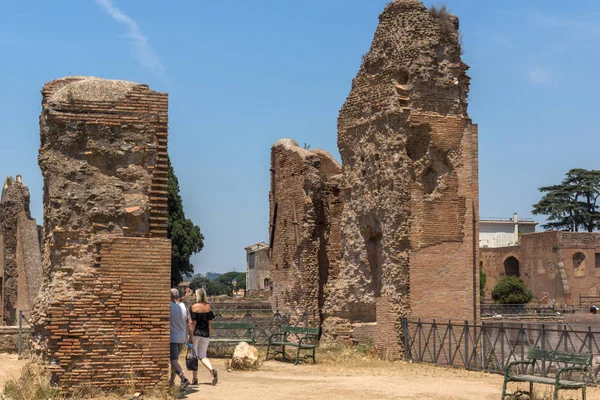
left=269, top=139, right=342, bottom=323
left=32, top=76, right=171, bottom=392
left=0, top=176, right=42, bottom=326
left=334, top=0, right=478, bottom=357
left=46, top=237, right=170, bottom=391
left=481, top=231, right=600, bottom=306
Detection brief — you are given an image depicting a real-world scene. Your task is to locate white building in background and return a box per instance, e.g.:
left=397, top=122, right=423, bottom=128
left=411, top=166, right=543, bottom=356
left=479, top=213, right=537, bottom=248
left=245, top=241, right=271, bottom=294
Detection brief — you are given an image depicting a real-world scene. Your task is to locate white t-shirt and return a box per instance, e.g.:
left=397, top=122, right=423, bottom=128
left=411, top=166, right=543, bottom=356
left=170, top=301, right=188, bottom=343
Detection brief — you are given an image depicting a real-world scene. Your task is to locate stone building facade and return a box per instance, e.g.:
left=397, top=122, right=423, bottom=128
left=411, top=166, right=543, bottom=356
left=268, top=139, right=343, bottom=322
left=245, top=241, right=271, bottom=295
left=31, top=76, right=171, bottom=392
left=481, top=231, right=600, bottom=306
left=330, top=0, right=479, bottom=357
left=0, top=175, right=43, bottom=326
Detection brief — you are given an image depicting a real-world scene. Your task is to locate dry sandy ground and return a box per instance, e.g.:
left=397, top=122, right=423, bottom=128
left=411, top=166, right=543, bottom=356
left=177, top=358, right=599, bottom=400
left=1, top=351, right=598, bottom=400
left=0, top=353, right=27, bottom=392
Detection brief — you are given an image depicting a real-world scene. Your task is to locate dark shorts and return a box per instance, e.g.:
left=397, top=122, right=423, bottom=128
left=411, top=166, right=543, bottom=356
left=170, top=342, right=183, bottom=360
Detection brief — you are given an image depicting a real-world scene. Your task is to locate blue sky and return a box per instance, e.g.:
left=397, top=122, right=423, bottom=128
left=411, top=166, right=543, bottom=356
left=1, top=1, right=599, bottom=275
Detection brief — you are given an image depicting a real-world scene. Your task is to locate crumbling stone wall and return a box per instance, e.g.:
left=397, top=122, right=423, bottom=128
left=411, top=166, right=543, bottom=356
left=269, top=140, right=343, bottom=322
left=331, top=0, right=479, bottom=356
left=32, top=76, right=171, bottom=392
left=0, top=175, right=43, bottom=326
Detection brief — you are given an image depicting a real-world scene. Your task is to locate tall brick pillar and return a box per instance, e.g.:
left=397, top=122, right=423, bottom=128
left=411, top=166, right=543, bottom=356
left=335, top=0, right=479, bottom=357
left=32, top=76, right=171, bottom=392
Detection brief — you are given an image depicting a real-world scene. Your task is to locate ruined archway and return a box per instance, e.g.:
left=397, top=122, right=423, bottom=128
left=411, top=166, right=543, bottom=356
left=504, top=256, right=520, bottom=277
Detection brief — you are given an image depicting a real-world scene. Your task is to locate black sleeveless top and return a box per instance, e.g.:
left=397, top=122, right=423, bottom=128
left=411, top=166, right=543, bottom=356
left=190, top=310, right=215, bottom=338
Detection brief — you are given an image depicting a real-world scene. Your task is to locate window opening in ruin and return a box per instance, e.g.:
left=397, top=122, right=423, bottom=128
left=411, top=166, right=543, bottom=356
left=247, top=252, right=255, bottom=269
left=366, top=233, right=383, bottom=297
left=504, top=256, right=520, bottom=277
left=264, top=278, right=270, bottom=288
left=573, top=252, right=586, bottom=269
left=396, top=69, right=409, bottom=85
left=595, top=254, right=600, bottom=268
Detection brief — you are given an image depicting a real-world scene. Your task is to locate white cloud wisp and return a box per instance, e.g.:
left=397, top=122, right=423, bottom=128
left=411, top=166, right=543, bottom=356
left=95, top=0, right=165, bottom=77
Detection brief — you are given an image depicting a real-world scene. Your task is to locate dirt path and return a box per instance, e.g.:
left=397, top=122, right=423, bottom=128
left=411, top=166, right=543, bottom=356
left=177, top=359, right=572, bottom=400
left=2, top=353, right=598, bottom=399
left=0, top=353, right=26, bottom=393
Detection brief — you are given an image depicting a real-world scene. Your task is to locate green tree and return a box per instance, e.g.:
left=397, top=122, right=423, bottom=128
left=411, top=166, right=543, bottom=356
left=532, top=168, right=600, bottom=232
left=480, top=267, right=487, bottom=298
left=168, top=162, right=204, bottom=287
left=189, top=276, right=232, bottom=296
left=491, top=276, right=533, bottom=305
left=215, top=271, right=246, bottom=292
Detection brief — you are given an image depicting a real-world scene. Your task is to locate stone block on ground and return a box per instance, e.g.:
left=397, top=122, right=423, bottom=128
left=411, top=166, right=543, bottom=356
left=230, top=342, right=260, bottom=370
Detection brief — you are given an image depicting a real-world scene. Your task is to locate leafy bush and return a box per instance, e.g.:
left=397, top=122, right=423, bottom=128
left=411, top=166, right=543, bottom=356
left=189, top=276, right=232, bottom=296
left=491, top=276, right=533, bottom=304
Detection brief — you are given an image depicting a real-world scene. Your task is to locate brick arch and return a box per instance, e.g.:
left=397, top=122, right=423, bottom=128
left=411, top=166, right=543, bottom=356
left=504, top=256, right=520, bottom=277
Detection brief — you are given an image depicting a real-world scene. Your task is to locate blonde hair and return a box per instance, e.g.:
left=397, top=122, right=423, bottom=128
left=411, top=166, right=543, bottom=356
left=195, top=288, right=208, bottom=304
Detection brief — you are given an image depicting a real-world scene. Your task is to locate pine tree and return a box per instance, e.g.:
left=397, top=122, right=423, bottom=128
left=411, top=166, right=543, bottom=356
left=167, top=162, right=204, bottom=286
left=532, top=168, right=600, bottom=232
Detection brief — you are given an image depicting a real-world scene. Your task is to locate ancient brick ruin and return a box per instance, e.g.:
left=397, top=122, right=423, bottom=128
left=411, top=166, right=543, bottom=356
left=0, top=175, right=43, bottom=326
left=31, top=76, right=171, bottom=392
left=334, top=0, right=479, bottom=355
left=269, top=0, right=479, bottom=357
left=268, top=140, right=343, bottom=323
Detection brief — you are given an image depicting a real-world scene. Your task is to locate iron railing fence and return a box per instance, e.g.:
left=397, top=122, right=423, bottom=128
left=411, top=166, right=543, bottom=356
left=18, top=310, right=31, bottom=357
left=211, top=308, right=318, bottom=345
left=480, top=304, right=576, bottom=317
left=402, top=319, right=600, bottom=383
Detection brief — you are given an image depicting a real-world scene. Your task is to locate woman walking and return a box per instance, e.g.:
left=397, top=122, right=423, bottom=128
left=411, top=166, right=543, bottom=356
left=189, top=288, right=218, bottom=385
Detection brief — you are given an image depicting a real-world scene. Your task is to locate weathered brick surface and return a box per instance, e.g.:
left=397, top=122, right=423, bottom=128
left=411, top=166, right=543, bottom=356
left=481, top=232, right=600, bottom=306
left=269, top=140, right=343, bottom=322
left=331, top=0, right=478, bottom=356
left=0, top=176, right=43, bottom=326
left=46, top=237, right=170, bottom=391
left=32, top=76, right=170, bottom=392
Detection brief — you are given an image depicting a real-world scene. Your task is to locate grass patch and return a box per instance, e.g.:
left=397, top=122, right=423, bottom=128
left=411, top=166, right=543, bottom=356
left=2, top=364, right=60, bottom=400
left=429, top=4, right=458, bottom=40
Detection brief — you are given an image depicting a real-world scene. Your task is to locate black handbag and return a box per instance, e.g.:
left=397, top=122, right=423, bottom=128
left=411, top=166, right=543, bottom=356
left=185, top=344, right=198, bottom=371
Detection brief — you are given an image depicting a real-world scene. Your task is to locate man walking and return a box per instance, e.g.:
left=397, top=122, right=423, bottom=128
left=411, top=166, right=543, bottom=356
left=170, top=288, right=191, bottom=390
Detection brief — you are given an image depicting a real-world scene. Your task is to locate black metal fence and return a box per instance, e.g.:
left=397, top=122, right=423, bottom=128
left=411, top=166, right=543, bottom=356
left=18, top=310, right=31, bottom=357
left=211, top=308, right=317, bottom=345
left=402, top=318, right=600, bottom=382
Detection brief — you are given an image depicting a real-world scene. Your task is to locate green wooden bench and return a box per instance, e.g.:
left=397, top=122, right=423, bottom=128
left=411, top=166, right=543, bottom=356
left=502, top=348, right=592, bottom=400
left=210, top=321, right=256, bottom=345
left=266, top=326, right=320, bottom=365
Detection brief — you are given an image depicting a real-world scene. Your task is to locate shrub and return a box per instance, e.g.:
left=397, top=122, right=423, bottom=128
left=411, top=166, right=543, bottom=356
left=429, top=4, right=458, bottom=42
left=491, top=276, right=533, bottom=305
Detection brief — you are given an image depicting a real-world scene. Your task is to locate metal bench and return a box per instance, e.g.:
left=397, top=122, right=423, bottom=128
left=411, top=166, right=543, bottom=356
left=210, top=321, right=256, bottom=345
left=502, top=348, right=592, bottom=400
left=266, top=326, right=319, bottom=365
